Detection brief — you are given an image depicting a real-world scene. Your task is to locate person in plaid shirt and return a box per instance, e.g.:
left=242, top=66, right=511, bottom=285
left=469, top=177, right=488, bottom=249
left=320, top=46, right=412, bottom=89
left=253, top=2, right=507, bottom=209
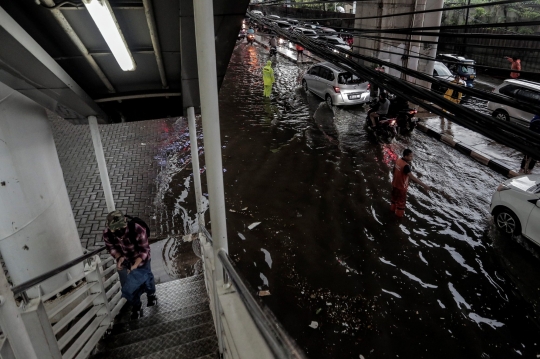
left=104, top=210, right=156, bottom=319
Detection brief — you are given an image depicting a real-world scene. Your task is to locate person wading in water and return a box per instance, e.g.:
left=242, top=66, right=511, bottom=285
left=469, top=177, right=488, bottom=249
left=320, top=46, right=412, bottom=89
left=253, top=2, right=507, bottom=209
left=391, top=149, right=431, bottom=217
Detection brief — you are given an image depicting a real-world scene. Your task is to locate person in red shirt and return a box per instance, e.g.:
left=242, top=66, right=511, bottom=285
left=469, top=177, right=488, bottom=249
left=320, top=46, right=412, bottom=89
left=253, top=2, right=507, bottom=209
left=295, top=43, right=304, bottom=63
left=505, top=56, right=521, bottom=79
left=391, top=149, right=430, bottom=217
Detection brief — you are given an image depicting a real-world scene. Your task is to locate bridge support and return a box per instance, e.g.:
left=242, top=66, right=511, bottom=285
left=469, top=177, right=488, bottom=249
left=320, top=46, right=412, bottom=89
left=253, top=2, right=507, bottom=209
left=354, top=0, right=444, bottom=89
left=0, top=81, right=84, bottom=297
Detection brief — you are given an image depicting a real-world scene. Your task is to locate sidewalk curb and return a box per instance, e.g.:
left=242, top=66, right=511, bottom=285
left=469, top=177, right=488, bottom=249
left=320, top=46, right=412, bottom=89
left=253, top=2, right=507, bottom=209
left=416, top=123, right=519, bottom=178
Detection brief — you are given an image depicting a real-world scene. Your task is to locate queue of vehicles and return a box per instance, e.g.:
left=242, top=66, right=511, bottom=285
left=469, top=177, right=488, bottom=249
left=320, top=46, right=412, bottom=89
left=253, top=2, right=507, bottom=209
left=250, top=10, right=540, bottom=250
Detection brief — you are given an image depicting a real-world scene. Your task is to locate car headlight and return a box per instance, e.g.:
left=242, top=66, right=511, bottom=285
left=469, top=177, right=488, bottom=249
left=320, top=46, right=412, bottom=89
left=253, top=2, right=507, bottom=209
left=497, top=183, right=510, bottom=192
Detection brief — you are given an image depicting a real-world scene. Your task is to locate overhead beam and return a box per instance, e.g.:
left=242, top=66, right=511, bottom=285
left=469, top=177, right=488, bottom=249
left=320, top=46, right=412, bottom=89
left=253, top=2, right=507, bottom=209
left=94, top=92, right=181, bottom=103
left=142, top=0, right=168, bottom=89
left=0, top=6, right=106, bottom=122
left=40, top=0, right=116, bottom=93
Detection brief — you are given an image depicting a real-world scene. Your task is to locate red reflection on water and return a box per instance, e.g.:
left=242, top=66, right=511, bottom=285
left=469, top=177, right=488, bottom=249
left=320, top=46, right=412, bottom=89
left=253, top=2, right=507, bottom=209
left=247, top=45, right=259, bottom=68
left=382, top=145, right=398, bottom=166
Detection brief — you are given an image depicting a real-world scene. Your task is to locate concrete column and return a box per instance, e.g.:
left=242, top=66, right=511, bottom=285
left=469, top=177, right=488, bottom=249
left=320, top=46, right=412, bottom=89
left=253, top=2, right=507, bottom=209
left=88, top=116, right=115, bottom=213
left=193, top=0, right=229, bottom=282
left=417, top=0, right=444, bottom=90
left=0, top=81, right=84, bottom=297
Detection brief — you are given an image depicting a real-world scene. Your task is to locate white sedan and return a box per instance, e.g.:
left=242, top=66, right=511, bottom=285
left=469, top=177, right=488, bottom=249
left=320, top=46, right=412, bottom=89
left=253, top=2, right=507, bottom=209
left=490, top=174, right=540, bottom=246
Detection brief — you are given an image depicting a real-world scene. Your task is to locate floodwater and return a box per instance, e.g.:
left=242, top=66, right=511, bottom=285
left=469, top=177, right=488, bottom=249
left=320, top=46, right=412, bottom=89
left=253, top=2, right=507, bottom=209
left=157, top=41, right=540, bottom=358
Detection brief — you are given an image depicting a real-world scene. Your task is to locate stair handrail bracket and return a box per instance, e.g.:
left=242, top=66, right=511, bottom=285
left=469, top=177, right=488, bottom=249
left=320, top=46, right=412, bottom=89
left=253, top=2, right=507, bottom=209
left=1, top=246, right=126, bottom=359
left=200, top=227, right=306, bottom=359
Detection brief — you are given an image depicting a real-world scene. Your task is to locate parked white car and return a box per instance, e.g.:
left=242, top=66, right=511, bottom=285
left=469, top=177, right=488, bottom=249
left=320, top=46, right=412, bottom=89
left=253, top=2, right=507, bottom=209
left=487, top=79, right=539, bottom=123
left=302, top=62, right=370, bottom=107
left=490, top=174, right=540, bottom=246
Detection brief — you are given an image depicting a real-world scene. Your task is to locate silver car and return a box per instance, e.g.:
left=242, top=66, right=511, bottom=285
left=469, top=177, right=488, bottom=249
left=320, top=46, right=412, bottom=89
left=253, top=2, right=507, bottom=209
left=302, top=62, right=370, bottom=107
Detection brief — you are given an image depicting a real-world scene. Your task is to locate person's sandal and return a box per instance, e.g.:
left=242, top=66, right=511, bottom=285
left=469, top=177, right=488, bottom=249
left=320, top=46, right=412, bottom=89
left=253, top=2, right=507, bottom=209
left=130, top=304, right=142, bottom=320
left=147, top=294, right=158, bottom=307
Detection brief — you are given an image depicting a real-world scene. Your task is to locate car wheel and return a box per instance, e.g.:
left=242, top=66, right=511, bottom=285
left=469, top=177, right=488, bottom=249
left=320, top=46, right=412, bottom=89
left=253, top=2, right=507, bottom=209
left=495, top=208, right=521, bottom=236
left=325, top=94, right=333, bottom=107
left=493, top=109, right=510, bottom=122
left=302, top=80, right=308, bottom=93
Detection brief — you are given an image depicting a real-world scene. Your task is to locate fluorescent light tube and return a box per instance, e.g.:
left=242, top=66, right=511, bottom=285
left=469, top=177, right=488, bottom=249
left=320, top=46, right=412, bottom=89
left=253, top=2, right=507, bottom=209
left=83, top=0, right=136, bottom=71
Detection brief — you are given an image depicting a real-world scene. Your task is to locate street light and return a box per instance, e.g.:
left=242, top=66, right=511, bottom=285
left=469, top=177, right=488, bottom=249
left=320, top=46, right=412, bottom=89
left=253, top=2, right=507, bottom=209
left=83, top=0, right=136, bottom=71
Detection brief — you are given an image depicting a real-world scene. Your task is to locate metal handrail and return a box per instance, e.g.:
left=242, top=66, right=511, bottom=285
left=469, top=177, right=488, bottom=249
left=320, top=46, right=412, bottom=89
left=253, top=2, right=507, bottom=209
left=12, top=246, right=107, bottom=295
left=216, top=249, right=305, bottom=359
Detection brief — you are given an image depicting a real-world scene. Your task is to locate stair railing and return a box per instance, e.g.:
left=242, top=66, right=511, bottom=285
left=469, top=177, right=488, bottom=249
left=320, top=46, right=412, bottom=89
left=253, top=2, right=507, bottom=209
left=3, top=246, right=125, bottom=359
left=199, top=225, right=306, bottom=359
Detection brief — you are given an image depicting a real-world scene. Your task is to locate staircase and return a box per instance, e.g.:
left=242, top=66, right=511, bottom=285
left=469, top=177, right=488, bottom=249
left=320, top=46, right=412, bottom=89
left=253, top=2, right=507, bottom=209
left=90, top=274, right=218, bottom=359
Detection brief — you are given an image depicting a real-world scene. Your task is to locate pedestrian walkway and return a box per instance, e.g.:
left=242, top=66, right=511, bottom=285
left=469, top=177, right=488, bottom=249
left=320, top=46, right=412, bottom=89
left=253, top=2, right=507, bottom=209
left=254, top=34, right=317, bottom=64
left=49, top=113, right=187, bottom=251
left=416, top=112, right=536, bottom=176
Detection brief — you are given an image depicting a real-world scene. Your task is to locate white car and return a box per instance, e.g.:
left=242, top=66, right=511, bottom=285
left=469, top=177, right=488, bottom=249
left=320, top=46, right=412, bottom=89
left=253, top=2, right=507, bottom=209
left=431, top=61, right=465, bottom=93
left=487, top=79, right=539, bottom=123
left=251, top=10, right=263, bottom=17
left=302, top=62, right=370, bottom=107
left=490, top=174, right=540, bottom=246
left=318, top=36, right=351, bottom=51
left=293, top=27, right=318, bottom=39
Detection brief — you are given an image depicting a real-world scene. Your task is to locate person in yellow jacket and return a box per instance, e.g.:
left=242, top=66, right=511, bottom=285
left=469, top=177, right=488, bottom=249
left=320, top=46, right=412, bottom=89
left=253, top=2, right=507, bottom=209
left=444, top=75, right=463, bottom=104
left=263, top=60, right=275, bottom=98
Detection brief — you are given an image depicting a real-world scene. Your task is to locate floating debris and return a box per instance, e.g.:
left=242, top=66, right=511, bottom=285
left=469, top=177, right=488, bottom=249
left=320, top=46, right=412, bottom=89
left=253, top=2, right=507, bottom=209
left=258, top=290, right=271, bottom=297
left=248, top=222, right=261, bottom=230
left=309, top=321, right=319, bottom=329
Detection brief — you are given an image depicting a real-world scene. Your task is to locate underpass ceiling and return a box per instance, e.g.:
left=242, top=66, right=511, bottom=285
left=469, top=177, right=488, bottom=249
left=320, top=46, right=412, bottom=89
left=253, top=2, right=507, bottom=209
left=0, top=0, right=249, bottom=121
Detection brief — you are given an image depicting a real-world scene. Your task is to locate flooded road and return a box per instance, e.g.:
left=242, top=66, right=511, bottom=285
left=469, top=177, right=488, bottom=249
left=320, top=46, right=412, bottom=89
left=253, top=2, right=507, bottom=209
left=163, top=42, right=540, bottom=358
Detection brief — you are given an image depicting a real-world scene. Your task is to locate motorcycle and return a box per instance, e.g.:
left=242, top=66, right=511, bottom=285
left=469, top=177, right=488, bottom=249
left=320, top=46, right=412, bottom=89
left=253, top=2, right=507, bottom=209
left=365, top=100, right=398, bottom=142
left=269, top=46, right=277, bottom=57
left=238, top=29, right=246, bottom=41
left=246, top=34, right=255, bottom=45
left=388, top=97, right=418, bottom=132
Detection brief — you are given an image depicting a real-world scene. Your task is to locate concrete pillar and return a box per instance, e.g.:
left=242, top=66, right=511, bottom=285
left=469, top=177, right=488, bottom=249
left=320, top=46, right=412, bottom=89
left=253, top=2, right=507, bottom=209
left=417, top=0, right=445, bottom=90
left=0, top=81, right=84, bottom=297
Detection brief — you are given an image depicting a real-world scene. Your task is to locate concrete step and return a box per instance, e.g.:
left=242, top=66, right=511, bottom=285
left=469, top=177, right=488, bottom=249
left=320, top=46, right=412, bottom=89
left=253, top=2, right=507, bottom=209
left=111, top=301, right=211, bottom=335
left=137, top=336, right=218, bottom=359
left=90, top=323, right=216, bottom=359
left=102, top=311, right=213, bottom=350
left=113, top=278, right=208, bottom=325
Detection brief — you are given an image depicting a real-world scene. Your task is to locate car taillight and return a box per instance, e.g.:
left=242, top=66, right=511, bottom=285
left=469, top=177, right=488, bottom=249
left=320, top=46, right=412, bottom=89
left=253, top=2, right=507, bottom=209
left=409, top=110, right=418, bottom=114
left=333, top=86, right=340, bottom=93
left=497, top=184, right=510, bottom=192
left=367, top=83, right=371, bottom=90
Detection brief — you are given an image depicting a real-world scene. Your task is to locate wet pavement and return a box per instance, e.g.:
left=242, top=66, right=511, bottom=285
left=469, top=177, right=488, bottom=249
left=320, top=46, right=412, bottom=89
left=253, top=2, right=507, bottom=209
left=158, top=41, right=540, bottom=358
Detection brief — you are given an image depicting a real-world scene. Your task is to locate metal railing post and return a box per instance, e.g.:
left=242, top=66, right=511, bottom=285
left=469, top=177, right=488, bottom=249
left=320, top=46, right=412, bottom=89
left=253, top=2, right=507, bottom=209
left=193, top=0, right=228, bottom=282
left=84, top=256, right=112, bottom=320
left=0, top=268, right=38, bottom=359
left=187, top=107, right=205, bottom=229
left=88, top=116, right=115, bottom=213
